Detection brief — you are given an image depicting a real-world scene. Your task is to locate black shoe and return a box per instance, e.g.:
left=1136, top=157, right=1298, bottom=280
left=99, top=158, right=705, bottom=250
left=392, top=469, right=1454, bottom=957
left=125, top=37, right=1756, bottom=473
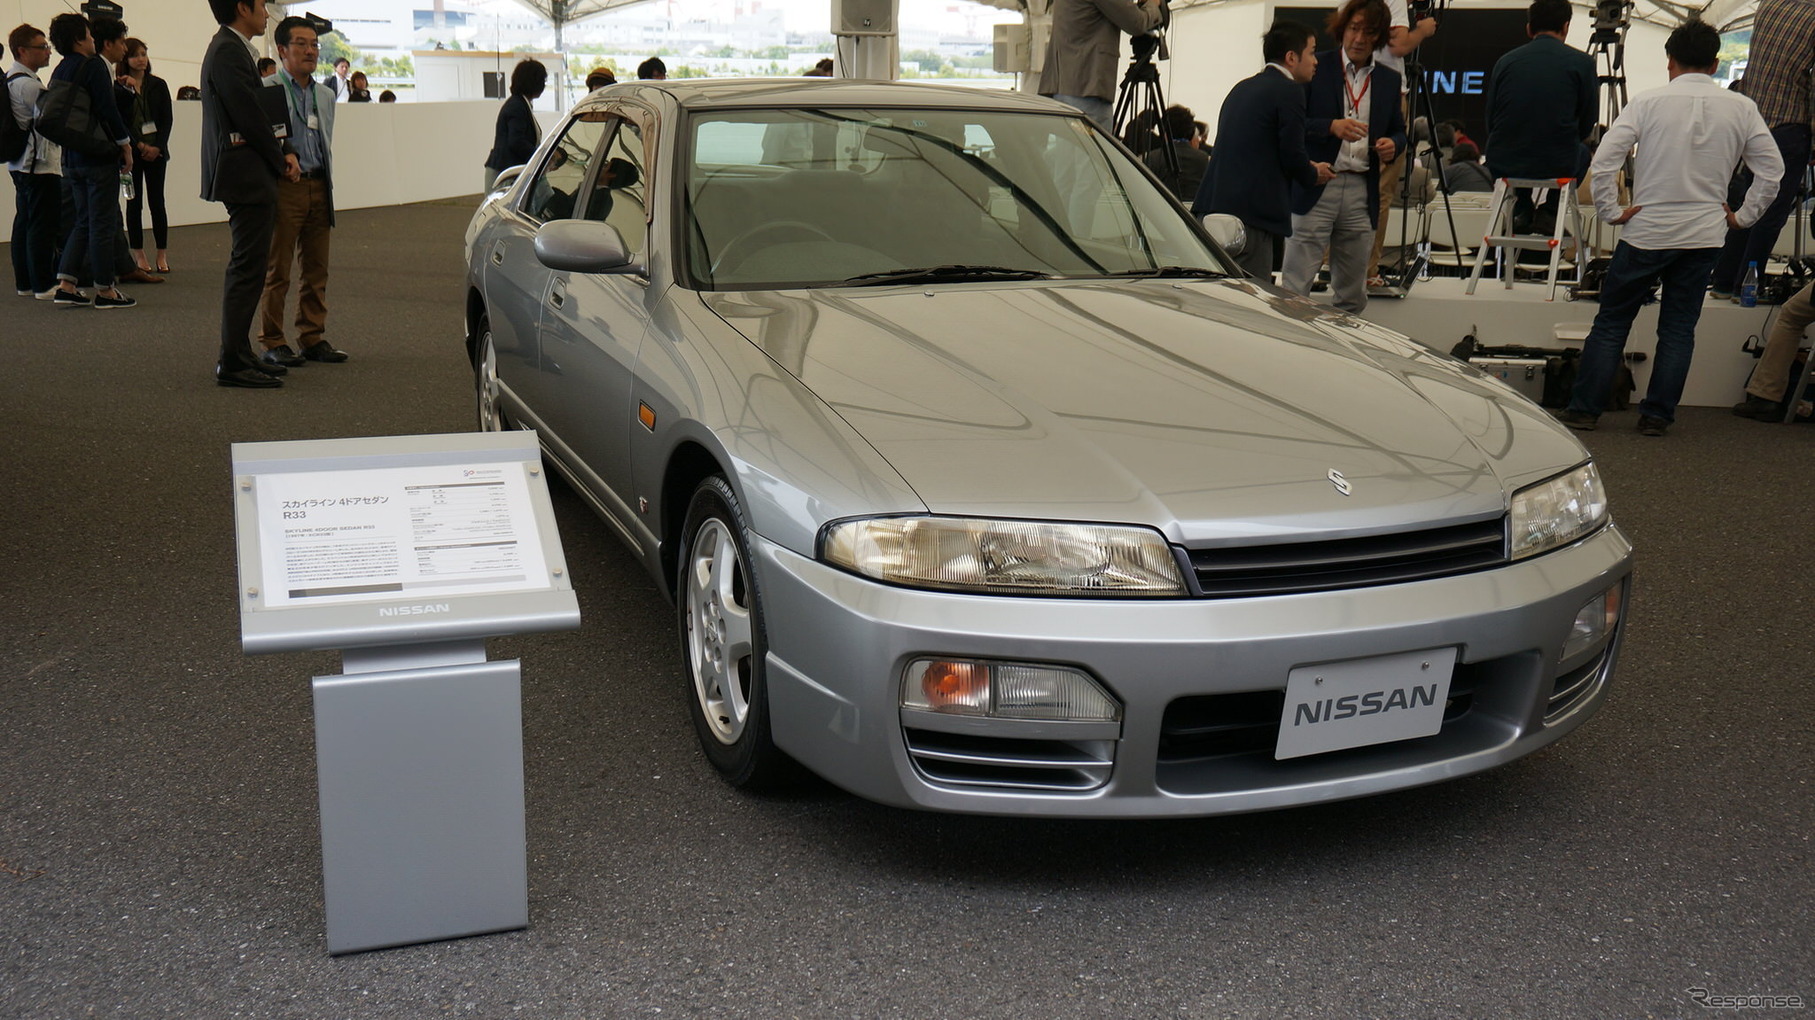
left=52, top=288, right=89, bottom=307
left=249, top=358, right=288, bottom=376
left=1732, top=396, right=1783, bottom=421
left=301, top=340, right=349, bottom=363
left=1556, top=410, right=1599, bottom=431
left=92, top=290, right=136, bottom=309
left=1637, top=415, right=1669, bottom=436
left=216, top=365, right=282, bottom=388
left=262, top=345, right=307, bottom=368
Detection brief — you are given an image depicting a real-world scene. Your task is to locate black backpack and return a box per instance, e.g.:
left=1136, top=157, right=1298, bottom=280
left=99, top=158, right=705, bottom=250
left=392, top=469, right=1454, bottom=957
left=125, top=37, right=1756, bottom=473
left=0, top=72, right=33, bottom=163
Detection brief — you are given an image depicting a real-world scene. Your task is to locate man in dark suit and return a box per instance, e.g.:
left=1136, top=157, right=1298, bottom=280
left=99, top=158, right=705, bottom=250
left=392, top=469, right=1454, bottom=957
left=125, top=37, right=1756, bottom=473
left=1483, top=0, right=1596, bottom=234
left=201, top=0, right=298, bottom=388
left=1192, top=20, right=1333, bottom=280
left=1279, top=0, right=1406, bottom=314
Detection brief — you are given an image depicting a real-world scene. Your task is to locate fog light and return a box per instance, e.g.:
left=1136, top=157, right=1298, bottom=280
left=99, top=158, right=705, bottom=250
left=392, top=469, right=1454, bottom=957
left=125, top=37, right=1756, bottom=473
left=1562, top=585, right=1622, bottom=661
left=902, top=658, right=1120, bottom=722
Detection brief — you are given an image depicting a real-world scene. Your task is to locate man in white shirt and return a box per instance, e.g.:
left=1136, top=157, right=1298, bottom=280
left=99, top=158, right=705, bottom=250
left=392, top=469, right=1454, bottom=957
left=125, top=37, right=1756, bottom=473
left=7, top=23, right=60, bottom=298
left=1558, top=20, right=1782, bottom=436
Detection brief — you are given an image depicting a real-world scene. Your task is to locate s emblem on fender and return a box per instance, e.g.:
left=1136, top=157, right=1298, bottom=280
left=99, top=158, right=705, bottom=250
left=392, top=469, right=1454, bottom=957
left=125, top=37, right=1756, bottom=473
left=1328, top=469, right=1352, bottom=496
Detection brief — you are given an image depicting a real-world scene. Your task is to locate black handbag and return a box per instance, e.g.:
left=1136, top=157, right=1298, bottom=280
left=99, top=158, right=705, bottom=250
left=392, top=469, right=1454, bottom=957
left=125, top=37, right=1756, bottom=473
left=36, top=58, right=118, bottom=158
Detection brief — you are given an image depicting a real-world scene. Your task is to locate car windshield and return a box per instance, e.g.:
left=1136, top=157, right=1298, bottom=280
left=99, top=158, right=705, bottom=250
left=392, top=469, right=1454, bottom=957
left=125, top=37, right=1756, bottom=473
left=683, top=106, right=1231, bottom=289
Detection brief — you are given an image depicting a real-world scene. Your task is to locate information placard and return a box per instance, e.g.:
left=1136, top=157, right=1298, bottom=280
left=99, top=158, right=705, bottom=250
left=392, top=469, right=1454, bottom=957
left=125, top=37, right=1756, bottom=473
left=233, top=432, right=580, bottom=654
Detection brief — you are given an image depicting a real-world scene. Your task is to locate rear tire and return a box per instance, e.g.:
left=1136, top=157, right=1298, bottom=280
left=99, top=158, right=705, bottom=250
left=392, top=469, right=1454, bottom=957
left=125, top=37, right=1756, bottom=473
left=676, top=475, right=792, bottom=789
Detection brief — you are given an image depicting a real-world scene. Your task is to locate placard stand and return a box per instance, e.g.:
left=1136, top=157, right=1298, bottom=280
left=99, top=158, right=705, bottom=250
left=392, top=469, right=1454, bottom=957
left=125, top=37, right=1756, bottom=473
left=231, top=432, right=580, bottom=955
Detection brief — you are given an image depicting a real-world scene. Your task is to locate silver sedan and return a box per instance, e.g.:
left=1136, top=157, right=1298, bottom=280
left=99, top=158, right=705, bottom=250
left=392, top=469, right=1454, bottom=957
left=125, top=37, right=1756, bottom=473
left=463, top=80, right=1631, bottom=817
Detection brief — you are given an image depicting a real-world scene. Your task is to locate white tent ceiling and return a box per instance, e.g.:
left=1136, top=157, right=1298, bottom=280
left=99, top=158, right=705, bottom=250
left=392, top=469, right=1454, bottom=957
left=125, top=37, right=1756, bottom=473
left=507, top=0, right=1766, bottom=41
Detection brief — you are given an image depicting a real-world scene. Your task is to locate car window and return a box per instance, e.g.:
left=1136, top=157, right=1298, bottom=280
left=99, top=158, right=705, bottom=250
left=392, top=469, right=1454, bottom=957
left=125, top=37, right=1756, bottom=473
left=683, top=108, right=1228, bottom=290
left=520, top=115, right=610, bottom=224
left=580, top=120, right=647, bottom=254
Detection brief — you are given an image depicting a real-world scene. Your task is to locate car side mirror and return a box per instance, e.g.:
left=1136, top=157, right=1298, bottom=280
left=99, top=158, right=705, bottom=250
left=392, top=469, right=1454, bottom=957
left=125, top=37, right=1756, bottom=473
left=533, top=220, right=640, bottom=275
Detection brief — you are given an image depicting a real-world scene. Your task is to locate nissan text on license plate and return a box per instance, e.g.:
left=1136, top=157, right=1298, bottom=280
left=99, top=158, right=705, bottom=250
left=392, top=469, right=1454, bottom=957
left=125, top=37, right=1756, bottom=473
left=1275, top=647, right=1458, bottom=760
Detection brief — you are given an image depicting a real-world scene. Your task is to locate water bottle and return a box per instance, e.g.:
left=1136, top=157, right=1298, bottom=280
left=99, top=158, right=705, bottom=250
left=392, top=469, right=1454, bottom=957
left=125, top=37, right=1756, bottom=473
left=119, top=169, right=135, bottom=201
left=1740, top=261, right=1758, bottom=308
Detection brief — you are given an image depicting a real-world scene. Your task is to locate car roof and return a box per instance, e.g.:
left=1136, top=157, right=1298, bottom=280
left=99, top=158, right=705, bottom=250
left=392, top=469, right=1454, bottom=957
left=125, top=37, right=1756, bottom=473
left=573, top=79, right=1079, bottom=117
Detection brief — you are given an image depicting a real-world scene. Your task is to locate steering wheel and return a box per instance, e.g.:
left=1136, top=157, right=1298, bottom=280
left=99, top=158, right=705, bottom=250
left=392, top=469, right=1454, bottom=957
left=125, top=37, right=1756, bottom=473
left=711, top=220, right=837, bottom=276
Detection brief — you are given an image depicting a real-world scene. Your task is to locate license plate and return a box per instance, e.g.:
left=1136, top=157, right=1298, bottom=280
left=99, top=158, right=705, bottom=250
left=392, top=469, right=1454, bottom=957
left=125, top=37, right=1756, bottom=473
left=1275, top=647, right=1457, bottom=760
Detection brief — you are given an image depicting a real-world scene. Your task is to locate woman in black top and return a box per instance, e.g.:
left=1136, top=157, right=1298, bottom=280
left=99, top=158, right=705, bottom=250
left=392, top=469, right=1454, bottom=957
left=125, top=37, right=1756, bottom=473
left=483, top=59, right=547, bottom=191
left=114, top=37, right=172, bottom=273
left=347, top=70, right=372, bottom=102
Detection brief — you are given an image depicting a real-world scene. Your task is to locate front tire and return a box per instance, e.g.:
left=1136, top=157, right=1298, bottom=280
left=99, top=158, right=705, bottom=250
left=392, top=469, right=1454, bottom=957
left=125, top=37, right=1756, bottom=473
left=677, top=475, right=791, bottom=789
left=475, top=315, right=505, bottom=432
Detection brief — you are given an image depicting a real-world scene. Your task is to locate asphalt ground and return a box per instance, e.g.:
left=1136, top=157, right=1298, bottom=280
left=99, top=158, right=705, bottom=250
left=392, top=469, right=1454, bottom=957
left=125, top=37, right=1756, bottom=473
left=2, top=200, right=1811, bottom=1019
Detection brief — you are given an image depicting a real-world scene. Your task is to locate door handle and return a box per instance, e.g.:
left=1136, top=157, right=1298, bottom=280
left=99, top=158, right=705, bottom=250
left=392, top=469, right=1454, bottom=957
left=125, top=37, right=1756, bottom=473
left=549, top=278, right=567, bottom=310
left=490, top=240, right=505, bottom=265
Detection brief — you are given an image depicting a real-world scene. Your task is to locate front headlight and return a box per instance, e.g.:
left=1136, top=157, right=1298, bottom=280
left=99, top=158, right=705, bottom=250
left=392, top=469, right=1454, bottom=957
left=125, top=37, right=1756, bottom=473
left=821, top=516, right=1186, bottom=596
left=1509, top=462, right=1608, bottom=560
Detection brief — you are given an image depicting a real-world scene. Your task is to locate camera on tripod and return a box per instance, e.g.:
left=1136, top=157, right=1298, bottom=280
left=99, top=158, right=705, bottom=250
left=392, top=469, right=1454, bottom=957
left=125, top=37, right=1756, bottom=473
left=1591, top=0, right=1631, bottom=45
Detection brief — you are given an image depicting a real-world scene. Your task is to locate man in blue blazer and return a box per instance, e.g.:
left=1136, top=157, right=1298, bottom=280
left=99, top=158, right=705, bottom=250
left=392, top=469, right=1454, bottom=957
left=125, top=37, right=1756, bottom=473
left=201, top=0, right=298, bottom=388
left=1279, top=0, right=1406, bottom=314
left=1192, top=20, right=1334, bottom=279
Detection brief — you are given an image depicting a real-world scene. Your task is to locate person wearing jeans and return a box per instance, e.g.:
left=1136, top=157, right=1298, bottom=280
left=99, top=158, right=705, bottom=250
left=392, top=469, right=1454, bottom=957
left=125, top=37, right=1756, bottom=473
left=46, top=12, right=135, bottom=309
left=1559, top=20, right=1782, bottom=436
left=7, top=23, right=60, bottom=299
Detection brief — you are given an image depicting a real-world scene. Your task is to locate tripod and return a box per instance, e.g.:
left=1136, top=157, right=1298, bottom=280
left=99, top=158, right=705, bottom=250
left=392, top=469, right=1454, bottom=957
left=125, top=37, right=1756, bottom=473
left=1112, top=34, right=1177, bottom=183
left=1571, top=0, right=1632, bottom=299
left=1382, top=0, right=1466, bottom=294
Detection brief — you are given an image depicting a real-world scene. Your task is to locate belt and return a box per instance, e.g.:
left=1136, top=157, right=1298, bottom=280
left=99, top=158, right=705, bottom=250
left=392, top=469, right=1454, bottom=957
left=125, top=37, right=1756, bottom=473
left=296, top=169, right=325, bottom=180
left=1337, top=169, right=1368, bottom=175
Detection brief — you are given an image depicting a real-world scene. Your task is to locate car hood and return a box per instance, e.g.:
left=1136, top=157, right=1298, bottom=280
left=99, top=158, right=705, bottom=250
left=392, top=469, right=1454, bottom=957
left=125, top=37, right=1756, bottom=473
left=702, top=280, right=1587, bottom=544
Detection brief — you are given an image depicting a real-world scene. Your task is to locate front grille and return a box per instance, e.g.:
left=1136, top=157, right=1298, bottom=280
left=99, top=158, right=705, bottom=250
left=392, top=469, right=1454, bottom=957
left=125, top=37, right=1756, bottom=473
left=1187, top=519, right=1507, bottom=598
left=902, top=727, right=1114, bottom=792
left=1158, top=667, right=1483, bottom=763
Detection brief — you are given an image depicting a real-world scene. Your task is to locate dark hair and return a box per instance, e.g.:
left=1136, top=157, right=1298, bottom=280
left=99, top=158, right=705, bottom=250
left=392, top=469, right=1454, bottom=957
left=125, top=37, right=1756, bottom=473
left=47, top=13, right=88, bottom=56
left=115, top=36, right=147, bottom=78
left=1528, top=0, right=1572, bottom=34
left=510, top=58, right=547, bottom=98
left=8, top=23, right=43, bottom=54
left=637, top=56, right=665, bottom=79
left=1161, top=104, right=1195, bottom=141
left=1666, top=18, right=1720, bottom=70
left=1327, top=0, right=1389, bottom=50
left=274, top=16, right=314, bottom=48
left=90, top=17, right=127, bottom=49
left=585, top=66, right=616, bottom=89
left=256, top=55, right=276, bottom=73
left=334, top=57, right=350, bottom=70
left=1451, top=140, right=1480, bottom=162
left=378, top=89, right=396, bottom=102
left=207, top=0, right=245, bottom=27
left=1261, top=18, right=1316, bottom=64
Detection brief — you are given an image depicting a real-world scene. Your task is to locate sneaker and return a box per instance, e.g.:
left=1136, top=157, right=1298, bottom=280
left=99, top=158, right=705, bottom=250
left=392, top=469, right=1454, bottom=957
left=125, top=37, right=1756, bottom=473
left=1732, top=396, right=1783, bottom=421
left=33, top=288, right=58, bottom=300
left=1637, top=415, right=1669, bottom=436
left=15, top=288, right=31, bottom=297
left=1556, top=409, right=1599, bottom=431
left=52, top=289, right=89, bottom=307
left=92, top=290, right=136, bottom=310
left=1710, top=289, right=1734, bottom=301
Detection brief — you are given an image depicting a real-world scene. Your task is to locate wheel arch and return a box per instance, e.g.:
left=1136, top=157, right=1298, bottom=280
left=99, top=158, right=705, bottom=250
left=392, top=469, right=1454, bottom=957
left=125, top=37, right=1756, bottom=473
left=659, top=439, right=731, bottom=601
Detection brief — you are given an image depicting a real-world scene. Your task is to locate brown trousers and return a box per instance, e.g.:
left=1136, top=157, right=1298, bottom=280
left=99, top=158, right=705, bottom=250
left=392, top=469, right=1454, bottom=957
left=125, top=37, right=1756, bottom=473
left=260, top=177, right=332, bottom=350
left=1748, top=280, right=1814, bottom=401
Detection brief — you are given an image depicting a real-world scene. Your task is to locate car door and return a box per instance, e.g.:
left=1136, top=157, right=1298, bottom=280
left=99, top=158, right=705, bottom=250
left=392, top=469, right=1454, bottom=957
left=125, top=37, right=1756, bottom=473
left=533, top=104, right=657, bottom=540
left=481, top=115, right=611, bottom=413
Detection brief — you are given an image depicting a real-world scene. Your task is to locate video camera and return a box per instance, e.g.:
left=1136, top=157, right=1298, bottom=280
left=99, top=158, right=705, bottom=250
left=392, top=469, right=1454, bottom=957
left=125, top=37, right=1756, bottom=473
left=1129, top=0, right=1171, bottom=64
left=304, top=11, right=336, bottom=36
left=1590, top=0, right=1631, bottom=46
left=79, top=1, right=124, bottom=18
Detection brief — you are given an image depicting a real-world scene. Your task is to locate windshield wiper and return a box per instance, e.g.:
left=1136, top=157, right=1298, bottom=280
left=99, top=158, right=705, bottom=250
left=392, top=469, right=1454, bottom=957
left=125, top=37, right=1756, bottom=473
left=1098, top=266, right=1229, bottom=279
left=836, top=265, right=1054, bottom=287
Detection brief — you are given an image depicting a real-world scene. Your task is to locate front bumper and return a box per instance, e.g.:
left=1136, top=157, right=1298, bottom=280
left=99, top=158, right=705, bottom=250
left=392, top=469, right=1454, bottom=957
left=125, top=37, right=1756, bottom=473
left=757, top=524, right=1633, bottom=817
